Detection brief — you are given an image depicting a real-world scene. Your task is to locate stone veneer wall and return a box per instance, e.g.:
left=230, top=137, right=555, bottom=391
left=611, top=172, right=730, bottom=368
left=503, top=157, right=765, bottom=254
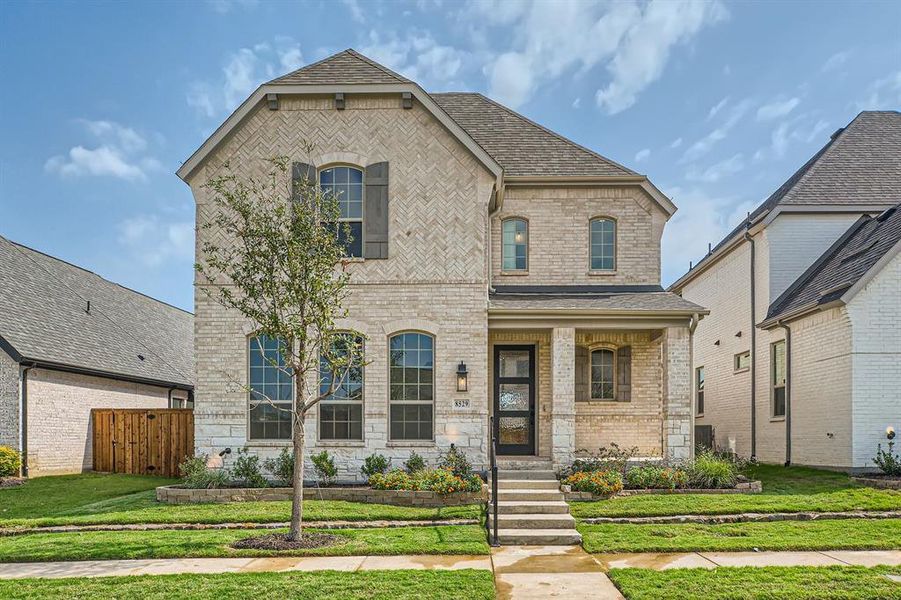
left=156, top=484, right=487, bottom=506
left=0, top=349, right=19, bottom=451
left=26, top=368, right=169, bottom=476
left=189, top=94, right=496, bottom=481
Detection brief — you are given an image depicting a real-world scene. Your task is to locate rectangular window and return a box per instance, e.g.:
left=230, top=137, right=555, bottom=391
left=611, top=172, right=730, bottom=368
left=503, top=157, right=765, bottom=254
left=590, top=218, right=616, bottom=271
left=734, top=351, right=750, bottom=372
left=696, top=366, right=705, bottom=416
left=319, top=333, right=364, bottom=441
left=389, top=332, right=434, bottom=440
left=772, top=340, right=786, bottom=418
left=248, top=335, right=293, bottom=440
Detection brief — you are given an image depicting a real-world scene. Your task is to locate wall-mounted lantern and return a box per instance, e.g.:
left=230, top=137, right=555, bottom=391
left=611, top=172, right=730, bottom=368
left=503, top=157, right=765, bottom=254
left=456, top=362, right=468, bottom=392
left=888, top=426, right=896, bottom=441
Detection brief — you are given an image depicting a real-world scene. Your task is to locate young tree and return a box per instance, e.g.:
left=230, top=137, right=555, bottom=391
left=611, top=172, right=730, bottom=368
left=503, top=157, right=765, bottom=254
left=196, top=150, right=364, bottom=541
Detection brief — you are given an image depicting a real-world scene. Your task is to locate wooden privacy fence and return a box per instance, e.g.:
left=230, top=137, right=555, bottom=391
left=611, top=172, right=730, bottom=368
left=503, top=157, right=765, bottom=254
left=92, top=409, right=194, bottom=477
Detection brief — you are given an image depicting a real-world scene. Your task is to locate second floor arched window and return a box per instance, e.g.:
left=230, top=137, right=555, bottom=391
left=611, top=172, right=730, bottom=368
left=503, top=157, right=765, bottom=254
left=320, top=166, right=364, bottom=258
left=502, top=218, right=528, bottom=271
left=590, top=217, right=616, bottom=271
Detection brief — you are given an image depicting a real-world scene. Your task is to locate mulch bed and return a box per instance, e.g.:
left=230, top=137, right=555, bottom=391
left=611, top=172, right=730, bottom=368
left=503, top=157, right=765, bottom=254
left=0, top=478, right=25, bottom=489
left=231, top=532, right=343, bottom=551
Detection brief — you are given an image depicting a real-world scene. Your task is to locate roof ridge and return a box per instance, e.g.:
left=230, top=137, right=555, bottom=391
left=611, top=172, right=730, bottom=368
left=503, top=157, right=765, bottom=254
left=3, top=236, right=193, bottom=384
left=468, top=92, right=638, bottom=177
left=270, top=48, right=410, bottom=85
left=343, top=48, right=410, bottom=83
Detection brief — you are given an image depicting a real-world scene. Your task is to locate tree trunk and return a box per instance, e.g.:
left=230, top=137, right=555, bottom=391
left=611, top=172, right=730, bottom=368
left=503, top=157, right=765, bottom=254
left=289, top=376, right=306, bottom=540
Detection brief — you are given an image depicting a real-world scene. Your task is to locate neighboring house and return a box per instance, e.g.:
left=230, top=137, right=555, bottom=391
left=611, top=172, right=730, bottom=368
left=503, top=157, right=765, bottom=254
left=670, top=111, right=901, bottom=471
left=0, top=235, right=194, bottom=476
left=179, top=49, right=706, bottom=479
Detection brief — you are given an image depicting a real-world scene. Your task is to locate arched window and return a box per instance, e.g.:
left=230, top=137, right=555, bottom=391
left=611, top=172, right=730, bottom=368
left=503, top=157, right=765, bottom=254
left=319, top=332, right=364, bottom=441
left=502, top=218, right=528, bottom=271
left=248, top=334, right=293, bottom=440
left=320, top=166, right=364, bottom=258
left=590, top=218, right=616, bottom=271
left=590, top=348, right=615, bottom=401
left=388, top=332, right=434, bottom=440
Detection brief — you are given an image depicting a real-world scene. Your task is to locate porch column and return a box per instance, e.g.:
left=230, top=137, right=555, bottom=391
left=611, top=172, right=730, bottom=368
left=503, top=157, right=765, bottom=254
left=662, top=326, right=692, bottom=462
left=550, top=327, right=576, bottom=468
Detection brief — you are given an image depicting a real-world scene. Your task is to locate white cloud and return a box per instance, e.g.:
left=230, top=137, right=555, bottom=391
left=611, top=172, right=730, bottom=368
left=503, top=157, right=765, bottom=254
left=635, top=148, right=651, bottom=162
left=187, top=38, right=304, bottom=117
left=45, top=120, right=161, bottom=182
left=470, top=0, right=726, bottom=111
left=707, top=96, right=729, bottom=120
left=755, top=117, right=830, bottom=161
left=681, top=98, right=752, bottom=162
left=340, top=0, right=365, bottom=23
left=118, top=215, right=195, bottom=267
left=362, top=31, right=467, bottom=89
left=756, top=97, right=800, bottom=121
left=670, top=137, right=683, bottom=149
left=821, top=50, right=850, bottom=73
left=206, top=0, right=258, bottom=14
left=572, top=97, right=581, bottom=109
left=856, top=70, right=901, bottom=111
left=685, top=153, right=744, bottom=183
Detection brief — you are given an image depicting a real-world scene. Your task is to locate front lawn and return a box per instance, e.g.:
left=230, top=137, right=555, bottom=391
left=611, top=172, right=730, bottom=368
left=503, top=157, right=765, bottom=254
left=0, top=474, right=481, bottom=528
left=608, top=566, right=901, bottom=600
left=0, top=525, right=489, bottom=562
left=0, top=569, right=496, bottom=600
left=580, top=518, right=901, bottom=553
left=570, top=465, right=901, bottom=519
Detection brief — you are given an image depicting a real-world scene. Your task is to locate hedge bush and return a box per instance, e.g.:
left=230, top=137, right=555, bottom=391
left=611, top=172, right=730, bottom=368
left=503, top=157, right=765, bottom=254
left=369, top=467, right=482, bottom=494
left=563, top=469, right=623, bottom=497
left=624, top=466, right=688, bottom=490
left=0, top=446, right=21, bottom=478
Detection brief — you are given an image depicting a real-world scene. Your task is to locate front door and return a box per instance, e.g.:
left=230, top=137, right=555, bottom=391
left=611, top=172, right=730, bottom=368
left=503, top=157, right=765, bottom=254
left=493, top=345, right=536, bottom=455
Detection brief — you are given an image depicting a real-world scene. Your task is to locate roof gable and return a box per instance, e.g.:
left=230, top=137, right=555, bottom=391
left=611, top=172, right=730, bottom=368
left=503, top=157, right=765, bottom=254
left=0, top=236, right=193, bottom=387
left=270, top=49, right=411, bottom=85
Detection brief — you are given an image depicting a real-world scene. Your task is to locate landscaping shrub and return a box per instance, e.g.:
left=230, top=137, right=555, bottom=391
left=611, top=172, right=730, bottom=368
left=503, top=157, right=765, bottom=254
left=311, top=450, right=338, bottom=486
left=230, top=447, right=268, bottom=488
left=404, top=451, right=426, bottom=474
left=179, top=455, right=230, bottom=489
left=873, top=440, right=901, bottom=476
left=369, top=469, right=414, bottom=490
left=263, top=447, right=294, bottom=487
left=687, top=450, right=740, bottom=489
left=369, top=467, right=482, bottom=495
left=624, top=466, right=688, bottom=490
left=439, top=444, right=473, bottom=479
left=361, top=453, right=391, bottom=480
left=559, top=443, right=639, bottom=479
left=0, top=446, right=21, bottom=478
left=563, top=470, right=623, bottom=497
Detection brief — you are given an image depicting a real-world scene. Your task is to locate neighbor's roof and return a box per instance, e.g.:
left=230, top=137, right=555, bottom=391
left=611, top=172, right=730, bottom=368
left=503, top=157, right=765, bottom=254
left=431, top=93, right=636, bottom=178
left=269, top=49, right=411, bottom=85
left=762, top=203, right=901, bottom=326
left=489, top=285, right=707, bottom=314
left=670, top=111, right=901, bottom=291
left=0, top=235, right=194, bottom=388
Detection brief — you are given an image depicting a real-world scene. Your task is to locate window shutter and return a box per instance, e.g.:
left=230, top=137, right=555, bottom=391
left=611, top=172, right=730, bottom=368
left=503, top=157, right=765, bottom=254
left=364, top=162, right=389, bottom=259
left=291, top=162, right=316, bottom=202
left=616, top=346, right=631, bottom=402
left=575, top=346, right=588, bottom=402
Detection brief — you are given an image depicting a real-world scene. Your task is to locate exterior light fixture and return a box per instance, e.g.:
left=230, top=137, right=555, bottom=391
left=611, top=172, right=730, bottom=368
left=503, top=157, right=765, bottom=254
left=514, top=231, right=524, bottom=243
left=456, top=362, right=468, bottom=392
left=888, top=426, right=896, bottom=440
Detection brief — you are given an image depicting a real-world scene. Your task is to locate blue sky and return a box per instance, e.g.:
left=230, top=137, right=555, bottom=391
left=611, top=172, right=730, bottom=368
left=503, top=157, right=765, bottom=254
left=1, top=0, right=899, bottom=312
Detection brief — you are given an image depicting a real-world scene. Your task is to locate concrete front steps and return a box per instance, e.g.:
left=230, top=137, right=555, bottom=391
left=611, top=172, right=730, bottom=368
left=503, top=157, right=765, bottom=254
left=489, top=467, right=581, bottom=546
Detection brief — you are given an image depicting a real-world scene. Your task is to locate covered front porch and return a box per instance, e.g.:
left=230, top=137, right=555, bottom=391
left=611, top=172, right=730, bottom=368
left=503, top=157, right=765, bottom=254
left=487, top=286, right=705, bottom=468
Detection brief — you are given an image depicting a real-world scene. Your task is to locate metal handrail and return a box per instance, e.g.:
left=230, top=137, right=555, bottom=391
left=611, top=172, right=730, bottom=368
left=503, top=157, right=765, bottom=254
left=487, top=415, right=499, bottom=546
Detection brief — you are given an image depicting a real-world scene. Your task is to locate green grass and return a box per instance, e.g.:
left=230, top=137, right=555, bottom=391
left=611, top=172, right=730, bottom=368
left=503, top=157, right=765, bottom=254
left=0, top=525, right=489, bottom=562
left=0, top=474, right=481, bottom=528
left=570, top=464, right=901, bottom=519
left=0, top=569, right=496, bottom=600
left=580, top=518, right=901, bottom=553
left=608, top=566, right=901, bottom=600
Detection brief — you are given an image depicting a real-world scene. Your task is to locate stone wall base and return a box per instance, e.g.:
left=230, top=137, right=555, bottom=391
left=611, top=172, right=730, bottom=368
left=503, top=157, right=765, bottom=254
left=851, top=476, right=901, bottom=490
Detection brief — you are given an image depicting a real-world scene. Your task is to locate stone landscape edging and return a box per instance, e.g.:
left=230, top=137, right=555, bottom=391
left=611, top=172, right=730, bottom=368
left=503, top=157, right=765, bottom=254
left=852, top=476, right=901, bottom=490
left=580, top=509, right=901, bottom=525
left=564, top=480, right=762, bottom=501
left=156, top=484, right=487, bottom=506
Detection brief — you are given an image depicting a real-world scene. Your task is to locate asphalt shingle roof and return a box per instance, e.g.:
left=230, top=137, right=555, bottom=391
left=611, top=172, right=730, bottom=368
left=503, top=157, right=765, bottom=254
left=764, top=203, right=901, bottom=323
left=0, top=235, right=193, bottom=387
left=489, top=286, right=706, bottom=313
left=270, top=49, right=411, bottom=85
left=431, top=92, right=636, bottom=177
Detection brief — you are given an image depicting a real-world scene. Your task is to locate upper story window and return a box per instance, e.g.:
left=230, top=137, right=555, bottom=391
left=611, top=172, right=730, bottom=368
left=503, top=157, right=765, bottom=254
left=696, top=366, right=705, bottom=415
left=772, top=340, right=786, bottom=418
left=320, top=166, right=363, bottom=258
left=389, top=332, right=434, bottom=441
left=319, top=332, right=364, bottom=441
left=589, top=218, right=616, bottom=271
left=590, top=348, right=615, bottom=400
left=734, top=351, right=750, bottom=373
left=502, top=218, right=528, bottom=271
left=248, top=334, right=293, bottom=440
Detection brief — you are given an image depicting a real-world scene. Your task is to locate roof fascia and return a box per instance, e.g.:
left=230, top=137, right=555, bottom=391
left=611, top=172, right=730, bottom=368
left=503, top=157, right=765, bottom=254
left=25, top=357, right=194, bottom=391
left=487, top=307, right=709, bottom=318
left=759, top=299, right=843, bottom=329
left=840, top=237, right=901, bottom=304
left=760, top=204, right=897, bottom=227
left=176, top=83, right=504, bottom=186
left=0, top=334, right=23, bottom=363
left=503, top=176, right=676, bottom=217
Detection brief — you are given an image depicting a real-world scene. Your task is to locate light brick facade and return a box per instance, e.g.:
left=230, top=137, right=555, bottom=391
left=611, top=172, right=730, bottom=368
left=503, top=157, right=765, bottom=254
left=188, top=91, right=695, bottom=477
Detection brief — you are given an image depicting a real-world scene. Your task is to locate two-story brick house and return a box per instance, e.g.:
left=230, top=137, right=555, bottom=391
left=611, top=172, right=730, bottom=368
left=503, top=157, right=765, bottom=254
left=178, top=49, right=706, bottom=478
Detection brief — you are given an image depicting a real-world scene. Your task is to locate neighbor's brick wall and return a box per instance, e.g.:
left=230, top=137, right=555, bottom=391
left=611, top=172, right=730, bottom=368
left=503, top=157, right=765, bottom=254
left=0, top=349, right=19, bottom=450
left=26, top=368, right=169, bottom=476
left=492, top=186, right=665, bottom=285
left=848, top=251, right=901, bottom=470
left=189, top=93, right=496, bottom=481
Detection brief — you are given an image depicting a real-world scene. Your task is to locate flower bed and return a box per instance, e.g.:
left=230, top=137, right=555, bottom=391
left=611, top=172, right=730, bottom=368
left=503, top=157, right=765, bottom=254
left=156, top=484, right=487, bottom=506
left=563, top=480, right=762, bottom=501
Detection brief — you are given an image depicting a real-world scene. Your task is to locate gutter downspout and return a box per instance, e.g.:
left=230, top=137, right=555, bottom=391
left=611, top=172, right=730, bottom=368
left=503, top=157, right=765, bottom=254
left=779, top=321, right=792, bottom=467
left=487, top=189, right=502, bottom=294
left=744, top=229, right=757, bottom=462
left=20, top=363, right=36, bottom=477
left=689, top=313, right=700, bottom=459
